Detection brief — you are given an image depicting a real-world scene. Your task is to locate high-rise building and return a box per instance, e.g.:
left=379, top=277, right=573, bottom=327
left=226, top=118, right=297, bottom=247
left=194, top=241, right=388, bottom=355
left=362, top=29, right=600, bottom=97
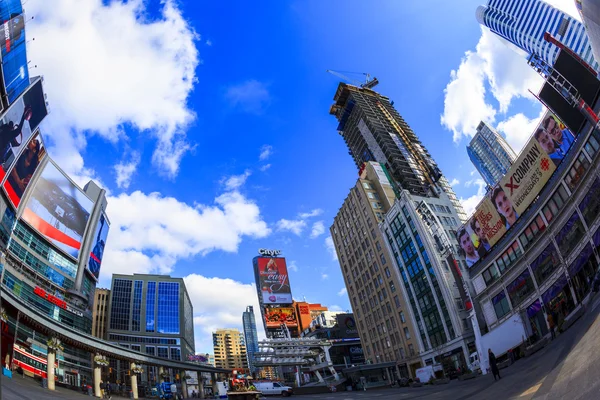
left=106, top=274, right=195, bottom=361
left=242, top=306, right=259, bottom=374
left=92, top=288, right=110, bottom=340
left=212, top=329, right=249, bottom=370
left=330, top=162, right=422, bottom=377
left=329, top=83, right=467, bottom=222
left=576, top=0, right=600, bottom=64
left=476, top=0, right=599, bottom=74
left=467, top=121, right=517, bottom=187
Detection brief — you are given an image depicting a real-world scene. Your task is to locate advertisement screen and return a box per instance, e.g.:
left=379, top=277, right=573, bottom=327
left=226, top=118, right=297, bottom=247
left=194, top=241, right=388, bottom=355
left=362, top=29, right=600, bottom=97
left=458, top=110, right=573, bottom=267
left=336, top=314, right=359, bottom=338
left=264, top=307, right=298, bottom=328
left=257, top=257, right=293, bottom=304
left=21, top=162, right=94, bottom=259
left=3, top=130, right=45, bottom=208
left=87, top=212, right=109, bottom=280
left=1, top=11, right=29, bottom=104
left=0, top=79, right=47, bottom=182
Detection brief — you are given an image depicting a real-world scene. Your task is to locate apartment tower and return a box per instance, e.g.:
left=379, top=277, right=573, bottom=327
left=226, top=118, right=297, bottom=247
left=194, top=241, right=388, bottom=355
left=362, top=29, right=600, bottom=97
left=213, top=329, right=249, bottom=370
left=91, top=288, right=110, bottom=340
left=242, top=306, right=259, bottom=374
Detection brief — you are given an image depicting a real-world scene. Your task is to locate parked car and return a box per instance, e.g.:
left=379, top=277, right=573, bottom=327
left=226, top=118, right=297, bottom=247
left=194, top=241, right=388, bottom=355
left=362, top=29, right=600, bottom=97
left=254, top=381, right=293, bottom=397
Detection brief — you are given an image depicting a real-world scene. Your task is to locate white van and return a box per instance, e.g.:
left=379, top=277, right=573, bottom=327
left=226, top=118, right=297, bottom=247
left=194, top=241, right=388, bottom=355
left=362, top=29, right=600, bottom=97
left=468, top=352, right=480, bottom=373
left=254, top=381, right=293, bottom=397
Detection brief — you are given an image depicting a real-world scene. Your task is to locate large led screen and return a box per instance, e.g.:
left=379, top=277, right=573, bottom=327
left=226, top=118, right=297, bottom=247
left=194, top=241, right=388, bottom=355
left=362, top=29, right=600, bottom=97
left=458, top=110, right=575, bottom=267
left=264, top=307, right=298, bottom=328
left=0, top=79, right=47, bottom=181
left=257, top=257, right=293, bottom=305
left=0, top=2, right=30, bottom=105
left=3, top=131, right=45, bottom=208
left=87, top=212, right=109, bottom=280
left=21, top=162, right=93, bottom=259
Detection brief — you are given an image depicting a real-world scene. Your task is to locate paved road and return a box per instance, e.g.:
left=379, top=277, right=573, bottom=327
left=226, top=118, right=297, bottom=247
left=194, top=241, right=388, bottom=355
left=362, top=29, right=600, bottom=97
left=3, top=294, right=600, bottom=399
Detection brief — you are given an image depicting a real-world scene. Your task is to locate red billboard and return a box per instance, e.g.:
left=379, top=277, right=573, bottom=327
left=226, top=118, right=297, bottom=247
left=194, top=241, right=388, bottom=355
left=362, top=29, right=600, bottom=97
left=257, top=257, right=293, bottom=305
left=264, top=307, right=298, bottom=328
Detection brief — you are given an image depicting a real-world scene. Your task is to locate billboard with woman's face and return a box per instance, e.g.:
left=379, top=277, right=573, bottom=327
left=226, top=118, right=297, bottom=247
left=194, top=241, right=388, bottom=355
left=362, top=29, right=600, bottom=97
left=3, top=131, right=45, bottom=208
left=21, top=162, right=94, bottom=259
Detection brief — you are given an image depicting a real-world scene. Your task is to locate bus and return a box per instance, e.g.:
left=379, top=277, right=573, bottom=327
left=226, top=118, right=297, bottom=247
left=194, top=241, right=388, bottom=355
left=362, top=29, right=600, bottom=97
left=12, top=344, right=57, bottom=379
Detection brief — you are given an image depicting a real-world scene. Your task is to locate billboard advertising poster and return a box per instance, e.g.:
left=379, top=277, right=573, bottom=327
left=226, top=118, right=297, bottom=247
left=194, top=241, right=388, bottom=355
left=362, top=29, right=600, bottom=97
left=0, top=79, right=47, bottom=181
left=264, top=307, right=298, bottom=328
left=336, top=314, right=359, bottom=339
left=257, top=257, right=293, bottom=304
left=3, top=130, right=45, bottom=208
left=1, top=12, right=29, bottom=104
left=87, top=212, right=109, bottom=280
left=21, top=162, right=94, bottom=259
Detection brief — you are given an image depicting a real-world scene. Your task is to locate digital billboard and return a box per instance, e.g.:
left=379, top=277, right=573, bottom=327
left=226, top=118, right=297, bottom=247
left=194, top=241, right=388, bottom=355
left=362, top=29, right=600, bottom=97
left=257, top=257, right=293, bottom=304
left=0, top=10, right=29, bottom=104
left=0, top=79, right=47, bottom=181
left=3, top=130, right=45, bottom=207
left=458, top=110, right=575, bottom=267
left=87, top=212, right=109, bottom=280
left=336, top=314, right=359, bottom=339
left=21, top=161, right=94, bottom=259
left=264, top=307, right=298, bottom=328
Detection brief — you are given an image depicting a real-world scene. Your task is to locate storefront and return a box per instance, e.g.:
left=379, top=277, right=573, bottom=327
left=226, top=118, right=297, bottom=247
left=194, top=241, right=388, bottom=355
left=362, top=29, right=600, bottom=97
left=568, top=243, right=598, bottom=303
left=525, top=299, right=548, bottom=344
left=542, top=274, right=576, bottom=331
left=436, top=347, right=467, bottom=378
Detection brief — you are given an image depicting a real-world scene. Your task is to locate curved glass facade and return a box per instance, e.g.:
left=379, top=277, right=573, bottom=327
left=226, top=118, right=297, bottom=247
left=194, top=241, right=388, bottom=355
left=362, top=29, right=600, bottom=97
left=471, top=115, right=600, bottom=340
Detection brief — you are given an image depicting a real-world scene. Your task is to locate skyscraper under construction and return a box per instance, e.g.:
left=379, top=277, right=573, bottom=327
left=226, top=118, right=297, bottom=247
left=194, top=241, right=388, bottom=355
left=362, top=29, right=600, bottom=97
left=329, top=83, right=467, bottom=221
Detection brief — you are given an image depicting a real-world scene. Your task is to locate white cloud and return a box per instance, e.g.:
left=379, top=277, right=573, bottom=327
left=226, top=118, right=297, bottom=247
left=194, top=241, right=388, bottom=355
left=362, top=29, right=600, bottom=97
left=114, top=151, right=141, bottom=189
left=276, top=219, right=307, bottom=236
left=441, top=28, right=542, bottom=142
left=223, top=170, right=251, bottom=191
left=496, top=108, right=545, bottom=154
left=310, top=221, right=326, bottom=239
left=288, top=261, right=299, bottom=272
left=449, top=178, right=460, bottom=186
left=99, top=189, right=271, bottom=286
left=205, top=39, right=213, bottom=46
left=321, top=273, right=329, bottom=280
left=184, top=274, right=264, bottom=353
left=460, top=178, right=487, bottom=217
left=298, top=209, right=323, bottom=219
left=337, top=288, right=347, bottom=297
left=28, top=0, right=200, bottom=178
left=259, top=145, right=273, bottom=161
left=325, top=236, right=338, bottom=261
left=225, top=80, right=271, bottom=114
left=259, top=164, right=271, bottom=172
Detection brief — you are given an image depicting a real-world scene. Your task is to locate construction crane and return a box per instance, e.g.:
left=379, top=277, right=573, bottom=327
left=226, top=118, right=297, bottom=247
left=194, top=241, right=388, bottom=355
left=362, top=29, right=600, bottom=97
left=326, top=70, right=379, bottom=89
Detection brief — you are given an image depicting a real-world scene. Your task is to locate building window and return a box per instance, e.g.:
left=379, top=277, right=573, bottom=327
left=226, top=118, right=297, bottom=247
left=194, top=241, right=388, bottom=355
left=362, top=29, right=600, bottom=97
left=555, top=212, right=586, bottom=257
left=109, top=279, right=132, bottom=331
left=170, top=347, right=181, bottom=361
left=496, top=241, right=522, bottom=274
left=408, top=344, right=415, bottom=356
left=157, top=347, right=169, bottom=359
left=380, top=254, right=387, bottom=265
left=390, top=282, right=396, bottom=293
left=394, top=295, right=401, bottom=308
left=145, top=346, right=155, bottom=356
left=482, top=265, right=499, bottom=285
left=157, top=282, right=180, bottom=334
left=399, top=311, right=406, bottom=323
left=384, top=267, right=391, bottom=278
left=363, top=182, right=371, bottom=189
left=403, top=327, right=411, bottom=339
left=584, top=129, right=600, bottom=159
left=146, top=281, right=156, bottom=332
left=506, top=269, right=535, bottom=307
left=492, top=291, right=510, bottom=319
left=564, top=152, right=590, bottom=192
left=132, top=280, right=143, bottom=332
left=579, top=178, right=600, bottom=226
left=518, top=215, right=546, bottom=251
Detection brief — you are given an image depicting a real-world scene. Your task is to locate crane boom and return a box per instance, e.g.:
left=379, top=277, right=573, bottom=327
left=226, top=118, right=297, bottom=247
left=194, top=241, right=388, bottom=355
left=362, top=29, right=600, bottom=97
left=326, top=70, right=379, bottom=89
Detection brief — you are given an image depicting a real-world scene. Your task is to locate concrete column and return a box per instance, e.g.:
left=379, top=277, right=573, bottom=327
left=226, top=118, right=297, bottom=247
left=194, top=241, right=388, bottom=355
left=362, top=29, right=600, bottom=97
left=130, top=363, right=138, bottom=400
left=211, top=373, right=218, bottom=398
left=46, top=351, right=56, bottom=390
left=159, top=366, right=165, bottom=383
left=199, top=377, right=205, bottom=399
left=94, top=366, right=102, bottom=398
left=181, top=371, right=188, bottom=399
left=385, top=368, right=392, bottom=384
left=395, top=365, right=401, bottom=380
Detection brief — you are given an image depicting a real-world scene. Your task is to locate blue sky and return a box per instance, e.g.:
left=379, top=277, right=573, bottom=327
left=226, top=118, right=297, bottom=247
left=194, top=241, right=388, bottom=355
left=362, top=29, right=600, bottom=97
left=25, top=0, right=578, bottom=353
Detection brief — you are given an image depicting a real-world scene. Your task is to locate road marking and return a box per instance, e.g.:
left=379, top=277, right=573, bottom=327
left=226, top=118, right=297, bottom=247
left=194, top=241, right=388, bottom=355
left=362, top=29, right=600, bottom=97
left=519, top=382, right=542, bottom=397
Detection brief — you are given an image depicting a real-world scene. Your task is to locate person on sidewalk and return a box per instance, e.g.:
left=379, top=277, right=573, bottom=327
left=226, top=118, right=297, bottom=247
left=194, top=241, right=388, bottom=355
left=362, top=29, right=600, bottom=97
left=547, top=312, right=556, bottom=340
left=488, top=349, right=501, bottom=381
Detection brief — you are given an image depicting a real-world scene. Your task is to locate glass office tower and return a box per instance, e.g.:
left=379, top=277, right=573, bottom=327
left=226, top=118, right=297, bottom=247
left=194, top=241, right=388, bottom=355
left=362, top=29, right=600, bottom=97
left=242, top=306, right=259, bottom=374
left=477, top=0, right=599, bottom=74
left=467, top=121, right=517, bottom=187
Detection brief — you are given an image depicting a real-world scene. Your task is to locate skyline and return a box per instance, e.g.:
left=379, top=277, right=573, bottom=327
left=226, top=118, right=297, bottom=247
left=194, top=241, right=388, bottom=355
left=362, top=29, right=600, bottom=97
left=23, top=0, right=579, bottom=353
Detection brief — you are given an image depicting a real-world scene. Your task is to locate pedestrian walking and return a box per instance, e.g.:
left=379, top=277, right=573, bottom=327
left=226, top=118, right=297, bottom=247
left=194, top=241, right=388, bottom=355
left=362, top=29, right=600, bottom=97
left=547, top=312, right=556, bottom=340
left=488, top=349, right=501, bottom=381
left=360, top=376, right=367, bottom=391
